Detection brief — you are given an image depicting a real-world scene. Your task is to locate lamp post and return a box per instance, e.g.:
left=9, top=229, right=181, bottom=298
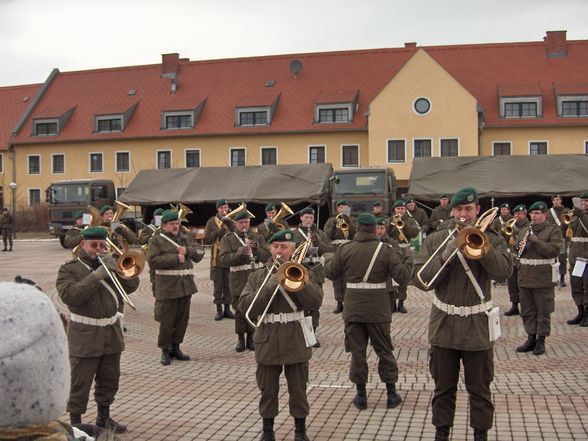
left=8, top=182, right=16, bottom=239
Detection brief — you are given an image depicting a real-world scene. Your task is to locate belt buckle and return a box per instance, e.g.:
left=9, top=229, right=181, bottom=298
left=458, top=306, right=465, bottom=317
left=279, top=312, right=285, bottom=323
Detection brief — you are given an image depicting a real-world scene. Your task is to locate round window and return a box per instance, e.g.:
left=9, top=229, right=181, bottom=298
left=414, top=98, right=431, bottom=115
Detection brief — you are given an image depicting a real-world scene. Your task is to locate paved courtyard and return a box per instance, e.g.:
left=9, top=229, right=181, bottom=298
left=1, top=240, right=587, bottom=441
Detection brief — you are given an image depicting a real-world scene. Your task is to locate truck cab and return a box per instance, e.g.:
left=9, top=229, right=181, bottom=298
left=331, top=168, right=397, bottom=216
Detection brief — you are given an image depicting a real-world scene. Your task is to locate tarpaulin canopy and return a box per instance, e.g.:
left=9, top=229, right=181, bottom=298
left=119, top=163, right=333, bottom=206
left=408, top=154, right=588, bottom=201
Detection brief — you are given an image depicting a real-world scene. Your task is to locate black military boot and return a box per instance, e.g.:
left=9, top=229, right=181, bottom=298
left=333, top=301, right=343, bottom=314
left=70, top=413, right=82, bottom=425
left=223, top=304, right=235, bottom=319
left=567, top=305, right=584, bottom=325
left=391, top=300, right=397, bottom=314
left=533, top=335, right=546, bottom=355
left=504, top=302, right=519, bottom=316
left=397, top=300, right=407, bottom=314
left=312, top=327, right=321, bottom=348
left=236, top=334, right=246, bottom=352
left=246, top=333, right=255, bottom=351
left=559, top=274, right=566, bottom=288
left=516, top=335, right=536, bottom=353
left=8, top=246, right=12, bottom=251
left=385, top=382, right=402, bottom=409
left=294, top=417, right=310, bottom=441
left=1, top=247, right=6, bottom=252
left=96, top=405, right=127, bottom=434
left=170, top=343, right=190, bottom=361
left=580, top=307, right=588, bottom=327
left=215, top=304, right=223, bottom=321
left=473, top=428, right=488, bottom=441
left=434, top=426, right=450, bottom=441
left=160, top=348, right=171, bottom=365
left=259, top=418, right=275, bottom=441
left=352, top=383, right=367, bottom=410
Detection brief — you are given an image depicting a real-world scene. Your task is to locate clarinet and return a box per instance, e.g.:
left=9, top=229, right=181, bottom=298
left=517, top=222, right=534, bottom=258
left=243, top=230, right=256, bottom=269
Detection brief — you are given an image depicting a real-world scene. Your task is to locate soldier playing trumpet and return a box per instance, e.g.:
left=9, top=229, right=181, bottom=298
left=99, top=204, right=137, bottom=248
left=64, top=210, right=86, bottom=249
left=503, top=204, right=530, bottom=316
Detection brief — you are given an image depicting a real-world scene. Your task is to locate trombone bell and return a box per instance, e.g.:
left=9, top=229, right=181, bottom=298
left=276, top=261, right=310, bottom=292
left=117, top=250, right=146, bottom=279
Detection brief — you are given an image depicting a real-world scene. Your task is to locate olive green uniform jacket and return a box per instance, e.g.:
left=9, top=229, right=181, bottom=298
left=147, top=231, right=205, bottom=300
left=413, top=219, right=513, bottom=351
left=138, top=224, right=157, bottom=245
left=325, top=231, right=411, bottom=323
left=568, top=209, right=588, bottom=267
left=64, top=226, right=83, bottom=249
left=516, top=222, right=564, bottom=288
left=387, top=214, right=419, bottom=243
left=379, top=233, right=414, bottom=288
left=257, top=219, right=290, bottom=241
left=492, top=214, right=514, bottom=233
left=408, top=206, right=429, bottom=233
left=323, top=215, right=357, bottom=243
left=56, top=252, right=139, bottom=357
left=238, top=264, right=323, bottom=365
left=292, top=224, right=333, bottom=284
left=427, top=205, right=451, bottom=232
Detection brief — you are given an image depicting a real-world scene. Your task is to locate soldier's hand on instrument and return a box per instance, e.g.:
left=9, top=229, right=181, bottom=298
left=527, top=234, right=539, bottom=244
left=216, top=229, right=226, bottom=239
left=102, top=255, right=118, bottom=271
left=177, top=246, right=187, bottom=256
left=178, top=254, right=186, bottom=264
left=441, top=238, right=458, bottom=261
left=94, top=265, right=110, bottom=280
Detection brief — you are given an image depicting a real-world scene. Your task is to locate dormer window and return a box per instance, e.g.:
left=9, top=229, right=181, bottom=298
left=161, top=99, right=205, bottom=130
left=164, top=112, right=193, bottom=129
left=93, top=102, right=138, bottom=134
left=31, top=106, right=75, bottom=137
left=561, top=100, right=588, bottom=117
left=96, top=115, right=123, bottom=133
left=238, top=108, right=269, bottom=126
left=317, top=105, right=352, bottom=123
left=504, top=102, right=537, bottom=118
left=235, top=94, right=279, bottom=128
left=33, top=119, right=58, bottom=136
left=314, top=90, right=358, bottom=124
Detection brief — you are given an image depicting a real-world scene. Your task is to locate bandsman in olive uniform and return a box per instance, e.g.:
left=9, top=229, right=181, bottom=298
left=56, top=227, right=139, bottom=433
left=323, top=199, right=357, bottom=313
left=547, top=194, right=570, bottom=287
left=503, top=204, right=530, bottom=316
left=325, top=213, right=411, bottom=411
left=406, top=197, right=429, bottom=235
left=566, top=191, right=588, bottom=326
left=388, top=200, right=419, bottom=313
left=371, top=201, right=384, bottom=217
left=291, top=206, right=333, bottom=347
left=426, top=194, right=451, bottom=232
left=239, top=229, right=323, bottom=441
left=256, top=203, right=290, bottom=241
left=147, top=210, right=205, bottom=365
left=1, top=207, right=15, bottom=252
left=204, top=199, right=235, bottom=321
left=99, top=205, right=137, bottom=249
left=218, top=211, right=271, bottom=352
left=514, top=201, right=564, bottom=356
left=64, top=210, right=86, bottom=249
left=138, top=207, right=164, bottom=246
left=413, top=187, right=513, bottom=441
left=491, top=203, right=514, bottom=232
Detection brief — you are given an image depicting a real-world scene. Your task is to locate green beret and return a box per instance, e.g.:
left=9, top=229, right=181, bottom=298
left=337, top=199, right=349, bottom=206
left=440, top=194, right=449, bottom=199
left=449, top=187, right=478, bottom=209
left=216, top=199, right=228, bottom=208
left=300, top=207, right=315, bottom=216
left=161, top=210, right=179, bottom=223
left=406, top=197, right=415, bottom=204
left=153, top=208, right=164, bottom=216
left=529, top=201, right=547, bottom=213
left=357, top=213, right=377, bottom=226
left=265, top=203, right=277, bottom=212
left=552, top=194, right=562, bottom=200
left=376, top=217, right=388, bottom=226
left=580, top=191, right=588, bottom=199
left=269, top=229, right=295, bottom=243
left=233, top=210, right=250, bottom=221
left=372, top=201, right=382, bottom=207
left=81, top=226, right=107, bottom=240
left=99, top=205, right=113, bottom=215
left=73, top=210, right=85, bottom=220
left=513, top=204, right=527, bottom=213
left=393, top=199, right=406, bottom=208
left=499, top=203, right=510, bottom=209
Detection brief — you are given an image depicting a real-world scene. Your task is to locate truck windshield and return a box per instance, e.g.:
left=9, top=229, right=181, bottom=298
left=49, top=184, right=90, bottom=204
left=334, top=172, right=386, bottom=195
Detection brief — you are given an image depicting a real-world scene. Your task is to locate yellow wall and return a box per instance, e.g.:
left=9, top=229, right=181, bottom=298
left=368, top=49, right=479, bottom=181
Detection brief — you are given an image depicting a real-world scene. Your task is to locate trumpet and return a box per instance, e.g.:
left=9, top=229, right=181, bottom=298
left=391, top=214, right=407, bottom=242
left=501, top=218, right=517, bottom=246
left=563, top=209, right=575, bottom=239
left=336, top=214, right=350, bottom=239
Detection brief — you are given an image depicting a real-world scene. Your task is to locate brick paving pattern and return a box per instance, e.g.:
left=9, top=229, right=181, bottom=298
left=1, top=241, right=587, bottom=440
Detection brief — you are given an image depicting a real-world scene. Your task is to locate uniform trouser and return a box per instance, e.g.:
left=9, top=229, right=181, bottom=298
left=507, top=266, right=520, bottom=303
left=305, top=283, right=322, bottom=329
left=345, top=321, right=398, bottom=384
left=570, top=264, right=588, bottom=306
left=232, top=295, right=254, bottom=335
left=429, top=346, right=494, bottom=430
left=519, top=286, right=555, bottom=336
left=2, top=229, right=13, bottom=248
left=333, top=276, right=345, bottom=302
left=212, top=266, right=231, bottom=305
left=155, top=296, right=191, bottom=348
left=67, top=353, right=121, bottom=414
left=256, top=362, right=309, bottom=419
left=559, top=250, right=567, bottom=276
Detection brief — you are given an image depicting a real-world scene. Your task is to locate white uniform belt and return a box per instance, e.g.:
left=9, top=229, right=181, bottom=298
left=155, top=269, right=194, bottom=276
left=399, top=243, right=411, bottom=248
left=331, top=239, right=350, bottom=245
left=519, top=258, right=557, bottom=266
left=346, top=282, right=387, bottom=289
left=230, top=262, right=264, bottom=272
left=262, top=311, right=305, bottom=324
left=70, top=312, right=123, bottom=327
left=302, top=256, right=321, bottom=264
left=571, top=237, right=588, bottom=243
left=433, top=296, right=492, bottom=317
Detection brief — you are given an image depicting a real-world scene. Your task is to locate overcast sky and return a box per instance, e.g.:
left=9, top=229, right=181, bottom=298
left=0, top=0, right=586, bottom=87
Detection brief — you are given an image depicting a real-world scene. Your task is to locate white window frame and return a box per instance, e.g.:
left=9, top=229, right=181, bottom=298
left=386, top=138, right=407, bottom=164
left=163, top=111, right=194, bottom=130
left=315, top=103, right=353, bottom=124
left=260, top=146, right=278, bottom=166
left=557, top=95, right=588, bottom=117
left=27, top=154, right=41, bottom=175
left=439, top=138, right=460, bottom=157
left=51, top=153, right=66, bottom=175
left=413, top=138, right=433, bottom=158
left=33, top=118, right=59, bottom=136
left=184, top=148, right=201, bottom=168
left=229, top=147, right=247, bottom=167
left=115, top=151, right=131, bottom=173
left=492, top=141, right=512, bottom=156
left=88, top=152, right=104, bottom=174
left=500, top=96, right=542, bottom=119
left=340, top=144, right=360, bottom=168
left=156, top=149, right=173, bottom=169
left=307, top=145, right=327, bottom=164
left=528, top=140, right=549, bottom=155
left=236, top=107, right=270, bottom=127
left=0, top=152, right=3, bottom=174
left=27, top=188, right=41, bottom=207
left=95, top=114, right=123, bottom=133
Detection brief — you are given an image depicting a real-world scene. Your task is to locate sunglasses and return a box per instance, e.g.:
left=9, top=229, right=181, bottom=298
left=87, top=241, right=107, bottom=250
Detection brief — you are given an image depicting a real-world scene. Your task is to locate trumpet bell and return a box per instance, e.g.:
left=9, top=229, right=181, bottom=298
left=455, top=226, right=489, bottom=260
left=276, top=261, right=310, bottom=292
left=117, top=250, right=145, bottom=279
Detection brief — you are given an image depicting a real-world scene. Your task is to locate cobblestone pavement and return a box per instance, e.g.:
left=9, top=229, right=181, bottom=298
left=1, top=240, right=587, bottom=441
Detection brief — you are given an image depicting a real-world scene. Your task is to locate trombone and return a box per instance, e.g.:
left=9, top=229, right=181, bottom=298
left=416, top=207, right=498, bottom=290
left=97, top=252, right=140, bottom=310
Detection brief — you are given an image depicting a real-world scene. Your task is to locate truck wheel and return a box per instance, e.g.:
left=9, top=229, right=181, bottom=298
left=59, top=235, right=67, bottom=248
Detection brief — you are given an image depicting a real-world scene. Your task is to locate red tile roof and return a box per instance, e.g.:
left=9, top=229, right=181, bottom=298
left=0, top=84, right=40, bottom=150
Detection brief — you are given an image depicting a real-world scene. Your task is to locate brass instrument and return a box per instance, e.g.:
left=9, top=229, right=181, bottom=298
left=112, top=200, right=131, bottom=223
left=416, top=207, right=498, bottom=289
left=563, top=209, right=575, bottom=239
left=221, top=202, right=256, bottom=227
left=243, top=229, right=257, bottom=269
left=517, top=223, right=534, bottom=258
left=97, top=252, right=141, bottom=310
left=177, top=203, right=193, bottom=223
left=71, top=205, right=106, bottom=256
left=272, top=202, right=294, bottom=229
left=336, top=214, right=350, bottom=240
left=391, top=214, right=407, bottom=242
left=500, top=218, right=517, bottom=246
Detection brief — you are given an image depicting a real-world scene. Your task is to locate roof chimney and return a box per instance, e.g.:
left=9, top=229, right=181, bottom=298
left=545, top=30, right=567, bottom=58
left=161, top=53, right=180, bottom=76
left=404, top=42, right=417, bottom=48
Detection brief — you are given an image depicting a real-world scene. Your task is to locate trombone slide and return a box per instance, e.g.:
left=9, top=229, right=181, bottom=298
left=97, top=255, right=137, bottom=310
